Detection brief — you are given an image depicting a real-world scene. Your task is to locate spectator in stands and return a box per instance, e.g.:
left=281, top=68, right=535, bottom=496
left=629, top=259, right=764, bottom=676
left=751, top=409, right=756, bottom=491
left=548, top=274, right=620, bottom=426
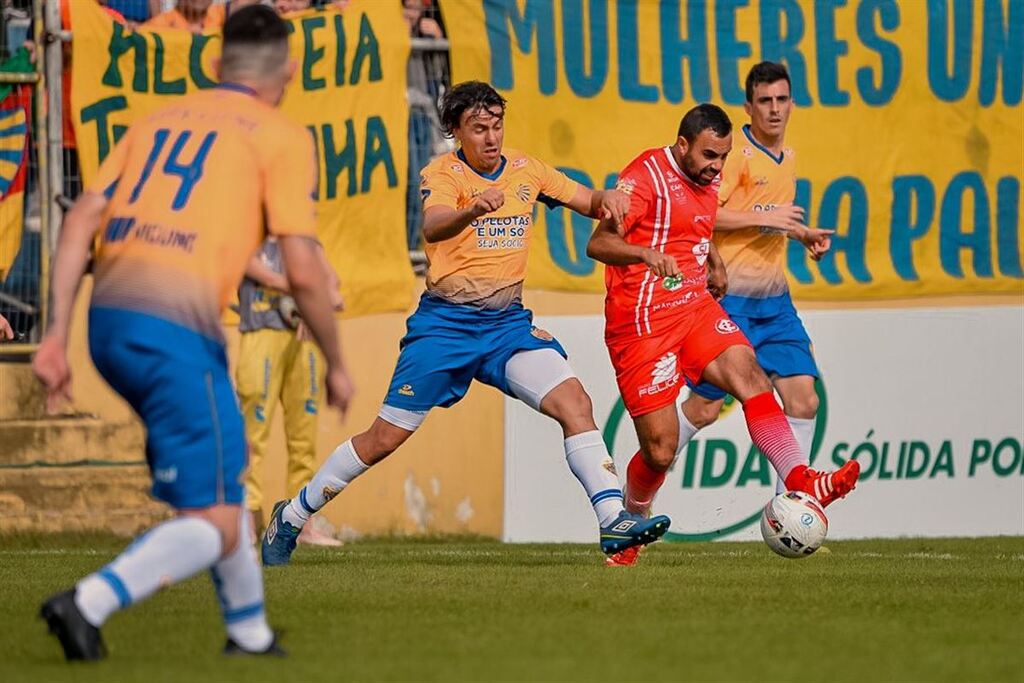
left=105, top=0, right=152, bottom=23
left=403, top=0, right=448, bottom=250
left=235, top=238, right=345, bottom=546
left=145, top=0, right=224, bottom=32
left=0, top=313, right=12, bottom=341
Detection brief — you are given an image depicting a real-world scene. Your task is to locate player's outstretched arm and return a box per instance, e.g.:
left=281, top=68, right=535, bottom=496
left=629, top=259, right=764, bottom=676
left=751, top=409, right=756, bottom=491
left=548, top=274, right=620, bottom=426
left=715, top=204, right=807, bottom=232
left=422, top=188, right=504, bottom=243
left=564, top=186, right=630, bottom=227
left=586, top=217, right=681, bottom=277
left=279, top=235, right=354, bottom=416
left=32, top=191, right=107, bottom=412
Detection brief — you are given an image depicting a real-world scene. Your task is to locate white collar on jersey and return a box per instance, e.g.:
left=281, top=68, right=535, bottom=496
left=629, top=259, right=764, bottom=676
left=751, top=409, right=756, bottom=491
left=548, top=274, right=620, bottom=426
left=662, top=146, right=685, bottom=178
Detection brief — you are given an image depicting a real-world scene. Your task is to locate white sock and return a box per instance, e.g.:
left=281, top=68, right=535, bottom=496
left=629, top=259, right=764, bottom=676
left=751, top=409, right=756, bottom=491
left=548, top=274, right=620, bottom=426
left=676, top=402, right=701, bottom=457
left=211, top=512, right=273, bottom=652
left=283, top=439, right=369, bottom=528
left=780, top=415, right=815, bottom=493
left=74, top=516, right=222, bottom=627
left=564, top=430, right=624, bottom=527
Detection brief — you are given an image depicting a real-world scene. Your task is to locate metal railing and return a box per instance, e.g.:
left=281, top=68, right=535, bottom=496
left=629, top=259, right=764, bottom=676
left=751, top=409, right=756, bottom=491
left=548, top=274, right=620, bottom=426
left=0, top=0, right=54, bottom=356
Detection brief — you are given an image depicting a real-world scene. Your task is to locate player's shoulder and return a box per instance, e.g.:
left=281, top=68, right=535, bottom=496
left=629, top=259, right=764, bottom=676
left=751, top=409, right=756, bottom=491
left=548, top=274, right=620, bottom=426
left=421, top=149, right=464, bottom=178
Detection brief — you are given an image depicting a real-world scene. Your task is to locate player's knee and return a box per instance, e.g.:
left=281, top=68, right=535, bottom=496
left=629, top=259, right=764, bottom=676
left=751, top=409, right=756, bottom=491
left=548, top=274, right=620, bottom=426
left=642, top=435, right=677, bottom=471
left=783, top=391, right=818, bottom=420
left=541, top=379, right=596, bottom=433
left=684, top=398, right=721, bottom=429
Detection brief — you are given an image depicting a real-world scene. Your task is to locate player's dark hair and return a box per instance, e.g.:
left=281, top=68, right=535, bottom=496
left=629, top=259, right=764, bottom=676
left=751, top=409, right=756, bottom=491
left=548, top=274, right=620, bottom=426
left=440, top=81, right=507, bottom=137
left=745, top=61, right=791, bottom=103
left=677, top=103, right=732, bottom=143
left=220, top=5, right=289, bottom=77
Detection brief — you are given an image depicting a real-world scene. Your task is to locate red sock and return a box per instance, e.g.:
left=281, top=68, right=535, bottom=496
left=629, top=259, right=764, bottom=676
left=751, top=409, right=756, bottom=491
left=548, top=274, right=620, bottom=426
left=742, top=392, right=806, bottom=487
left=626, top=452, right=666, bottom=514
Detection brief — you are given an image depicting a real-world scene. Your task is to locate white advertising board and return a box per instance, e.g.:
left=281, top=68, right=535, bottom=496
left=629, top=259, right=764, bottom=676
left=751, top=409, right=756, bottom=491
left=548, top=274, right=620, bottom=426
left=503, top=307, right=1024, bottom=542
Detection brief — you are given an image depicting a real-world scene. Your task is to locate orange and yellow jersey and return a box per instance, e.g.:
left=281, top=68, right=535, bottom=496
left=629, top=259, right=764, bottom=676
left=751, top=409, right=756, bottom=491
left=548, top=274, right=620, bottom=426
left=419, top=148, right=578, bottom=310
left=89, top=83, right=318, bottom=342
left=143, top=5, right=225, bottom=31
left=714, top=124, right=797, bottom=317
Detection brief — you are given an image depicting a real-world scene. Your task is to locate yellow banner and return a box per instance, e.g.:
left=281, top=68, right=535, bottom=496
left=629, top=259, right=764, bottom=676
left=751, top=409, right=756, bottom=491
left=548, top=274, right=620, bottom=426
left=443, top=0, right=1024, bottom=300
left=70, top=1, right=414, bottom=315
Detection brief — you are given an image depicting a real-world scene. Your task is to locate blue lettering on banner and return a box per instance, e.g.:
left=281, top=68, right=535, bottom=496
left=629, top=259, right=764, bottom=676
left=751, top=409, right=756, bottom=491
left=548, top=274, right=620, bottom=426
left=760, top=0, right=813, bottom=106
left=562, top=0, right=608, bottom=98
left=484, top=0, right=557, bottom=95
left=815, top=0, right=851, bottom=106
left=889, top=175, right=935, bottom=281
left=856, top=0, right=902, bottom=106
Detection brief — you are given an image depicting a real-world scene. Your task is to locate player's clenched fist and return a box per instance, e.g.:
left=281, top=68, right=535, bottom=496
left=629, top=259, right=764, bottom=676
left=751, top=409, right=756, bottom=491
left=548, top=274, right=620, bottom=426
left=641, top=249, right=681, bottom=278
left=470, top=188, right=504, bottom=217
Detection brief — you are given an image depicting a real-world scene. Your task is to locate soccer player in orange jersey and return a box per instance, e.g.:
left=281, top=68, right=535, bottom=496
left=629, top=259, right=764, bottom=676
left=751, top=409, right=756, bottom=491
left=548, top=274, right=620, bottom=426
left=32, top=7, right=353, bottom=660
left=587, top=103, right=859, bottom=566
left=677, top=63, right=838, bottom=498
left=262, top=81, right=672, bottom=566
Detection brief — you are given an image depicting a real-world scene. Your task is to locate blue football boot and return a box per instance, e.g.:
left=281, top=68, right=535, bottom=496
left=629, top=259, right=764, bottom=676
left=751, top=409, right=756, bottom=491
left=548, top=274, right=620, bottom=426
left=261, top=500, right=301, bottom=567
left=599, top=511, right=671, bottom=555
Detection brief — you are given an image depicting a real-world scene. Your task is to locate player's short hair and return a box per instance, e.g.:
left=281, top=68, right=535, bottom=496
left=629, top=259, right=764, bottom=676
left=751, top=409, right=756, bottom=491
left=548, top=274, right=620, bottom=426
left=745, top=61, right=791, bottom=102
left=439, top=81, right=507, bottom=137
left=220, top=5, right=289, bottom=79
left=677, top=103, right=732, bottom=143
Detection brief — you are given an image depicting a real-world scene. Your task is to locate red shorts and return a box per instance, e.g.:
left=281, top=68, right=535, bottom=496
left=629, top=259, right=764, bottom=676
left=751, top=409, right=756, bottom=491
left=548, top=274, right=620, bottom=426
left=605, top=296, right=751, bottom=417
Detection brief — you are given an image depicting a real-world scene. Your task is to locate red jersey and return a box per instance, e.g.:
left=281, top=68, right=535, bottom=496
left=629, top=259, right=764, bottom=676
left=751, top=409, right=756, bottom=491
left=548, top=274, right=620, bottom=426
left=604, top=147, right=721, bottom=337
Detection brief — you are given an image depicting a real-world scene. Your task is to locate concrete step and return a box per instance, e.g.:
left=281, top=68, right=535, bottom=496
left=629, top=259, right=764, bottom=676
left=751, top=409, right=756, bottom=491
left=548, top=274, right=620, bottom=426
left=0, top=416, right=145, bottom=466
left=0, top=362, right=77, bottom=421
left=0, top=509, right=172, bottom=537
left=0, top=464, right=164, bottom=516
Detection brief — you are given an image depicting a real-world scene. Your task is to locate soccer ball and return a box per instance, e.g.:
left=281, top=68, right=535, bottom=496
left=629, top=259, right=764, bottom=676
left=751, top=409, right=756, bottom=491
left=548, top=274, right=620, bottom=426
left=760, top=491, right=828, bottom=558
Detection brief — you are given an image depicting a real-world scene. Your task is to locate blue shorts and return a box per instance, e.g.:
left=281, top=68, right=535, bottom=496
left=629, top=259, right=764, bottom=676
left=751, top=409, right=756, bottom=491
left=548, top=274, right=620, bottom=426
left=89, top=307, right=246, bottom=509
left=688, top=294, right=818, bottom=401
left=384, top=294, right=566, bottom=411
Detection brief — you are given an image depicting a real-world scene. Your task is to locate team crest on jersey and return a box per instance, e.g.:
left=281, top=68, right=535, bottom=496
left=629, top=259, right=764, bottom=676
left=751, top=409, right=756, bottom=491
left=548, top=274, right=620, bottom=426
left=754, top=175, right=770, bottom=186
left=399, top=384, right=415, bottom=396
left=692, top=238, right=710, bottom=266
left=450, top=163, right=464, bottom=173
left=530, top=326, right=553, bottom=341
left=716, top=318, right=739, bottom=334
left=615, top=177, right=636, bottom=195
left=742, top=146, right=754, bottom=157
left=516, top=184, right=531, bottom=202
left=512, top=157, right=528, bottom=169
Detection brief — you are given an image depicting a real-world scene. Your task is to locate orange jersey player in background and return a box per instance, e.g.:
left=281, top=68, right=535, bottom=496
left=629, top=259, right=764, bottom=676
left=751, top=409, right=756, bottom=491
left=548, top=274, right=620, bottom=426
left=32, top=6, right=352, bottom=661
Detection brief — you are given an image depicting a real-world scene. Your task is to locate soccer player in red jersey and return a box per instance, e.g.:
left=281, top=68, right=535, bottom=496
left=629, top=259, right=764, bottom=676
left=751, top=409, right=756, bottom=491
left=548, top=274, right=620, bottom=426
left=587, top=104, right=860, bottom=566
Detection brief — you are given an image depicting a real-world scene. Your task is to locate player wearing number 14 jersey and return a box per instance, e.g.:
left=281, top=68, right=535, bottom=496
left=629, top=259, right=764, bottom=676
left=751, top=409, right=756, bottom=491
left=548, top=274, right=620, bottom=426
left=587, top=104, right=859, bottom=566
left=32, top=7, right=354, bottom=660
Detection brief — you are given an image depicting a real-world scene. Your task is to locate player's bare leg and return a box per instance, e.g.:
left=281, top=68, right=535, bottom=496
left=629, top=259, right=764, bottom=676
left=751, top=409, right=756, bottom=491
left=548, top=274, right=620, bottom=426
left=263, top=416, right=417, bottom=566
left=702, top=346, right=858, bottom=506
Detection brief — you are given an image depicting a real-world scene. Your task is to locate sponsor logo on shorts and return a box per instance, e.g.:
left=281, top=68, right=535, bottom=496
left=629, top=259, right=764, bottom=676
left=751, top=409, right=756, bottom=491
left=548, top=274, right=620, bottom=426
left=398, top=384, right=415, bottom=397
left=638, top=353, right=681, bottom=397
left=716, top=318, right=739, bottom=334
left=530, top=326, right=554, bottom=341
left=692, top=237, right=710, bottom=266
left=154, top=466, right=177, bottom=484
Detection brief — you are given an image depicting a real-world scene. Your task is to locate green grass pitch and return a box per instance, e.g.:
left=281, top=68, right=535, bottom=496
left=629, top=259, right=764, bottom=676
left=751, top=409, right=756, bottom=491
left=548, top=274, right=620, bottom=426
left=1, top=535, right=1022, bottom=682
